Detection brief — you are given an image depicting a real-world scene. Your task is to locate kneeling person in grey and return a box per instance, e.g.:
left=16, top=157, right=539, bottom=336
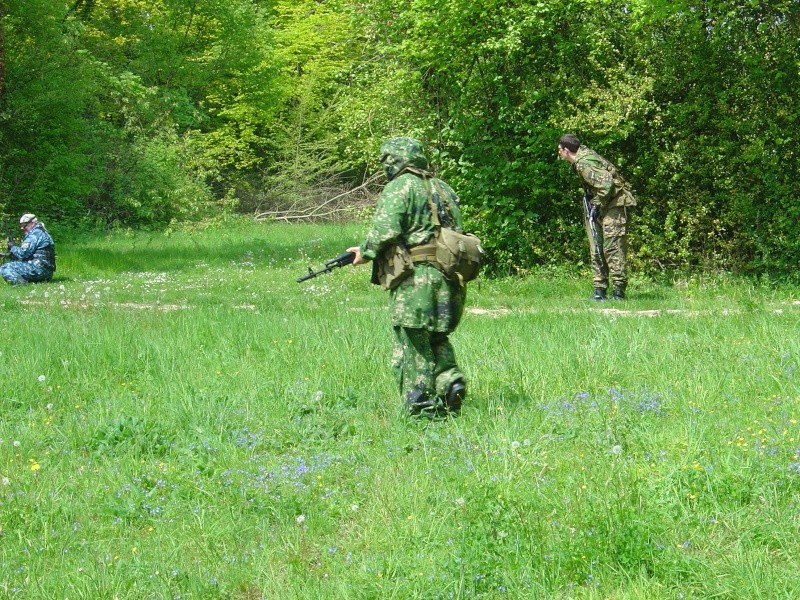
left=1, top=213, right=56, bottom=285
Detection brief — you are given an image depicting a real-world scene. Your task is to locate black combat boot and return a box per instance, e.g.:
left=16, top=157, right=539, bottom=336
left=445, top=380, right=466, bottom=414
left=593, top=288, right=606, bottom=301
left=405, top=386, right=437, bottom=417
left=612, top=286, right=626, bottom=300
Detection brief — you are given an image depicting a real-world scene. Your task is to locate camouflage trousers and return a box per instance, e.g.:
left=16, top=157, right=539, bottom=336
left=391, top=326, right=464, bottom=406
left=586, top=206, right=630, bottom=290
left=0, top=261, right=53, bottom=285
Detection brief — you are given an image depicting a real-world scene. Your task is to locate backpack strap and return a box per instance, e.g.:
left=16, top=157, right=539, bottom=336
left=400, top=165, right=455, bottom=226
left=421, top=176, right=442, bottom=227
left=421, top=174, right=459, bottom=229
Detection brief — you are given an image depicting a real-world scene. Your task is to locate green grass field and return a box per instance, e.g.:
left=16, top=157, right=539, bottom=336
left=2, top=219, right=800, bottom=598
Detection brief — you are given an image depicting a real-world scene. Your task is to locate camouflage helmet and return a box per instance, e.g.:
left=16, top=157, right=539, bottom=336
left=379, top=137, right=429, bottom=181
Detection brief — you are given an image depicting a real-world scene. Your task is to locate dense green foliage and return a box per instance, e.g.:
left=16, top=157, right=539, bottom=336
left=0, top=1, right=798, bottom=275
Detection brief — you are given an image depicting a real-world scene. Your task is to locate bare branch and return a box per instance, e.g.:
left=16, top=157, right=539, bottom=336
left=253, top=170, right=383, bottom=223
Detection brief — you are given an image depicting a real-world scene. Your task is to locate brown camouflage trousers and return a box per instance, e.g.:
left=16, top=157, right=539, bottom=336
left=586, top=206, right=630, bottom=290
left=391, top=326, right=464, bottom=404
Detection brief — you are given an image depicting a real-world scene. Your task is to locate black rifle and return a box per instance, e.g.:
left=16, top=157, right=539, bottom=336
left=431, top=189, right=453, bottom=228
left=583, top=192, right=602, bottom=265
left=296, top=251, right=355, bottom=283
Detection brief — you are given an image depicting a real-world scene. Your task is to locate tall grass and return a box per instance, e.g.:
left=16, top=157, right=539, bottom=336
left=1, top=219, right=800, bottom=598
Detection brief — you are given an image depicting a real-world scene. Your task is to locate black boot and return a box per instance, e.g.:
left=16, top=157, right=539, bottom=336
left=593, top=288, right=606, bottom=301
left=406, top=386, right=437, bottom=417
left=612, top=287, right=626, bottom=300
left=445, top=380, right=466, bottom=414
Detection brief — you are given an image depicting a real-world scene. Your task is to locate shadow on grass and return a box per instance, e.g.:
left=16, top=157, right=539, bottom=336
left=628, top=288, right=671, bottom=302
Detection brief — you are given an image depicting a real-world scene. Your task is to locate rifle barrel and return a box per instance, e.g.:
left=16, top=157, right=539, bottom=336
left=296, top=251, right=355, bottom=283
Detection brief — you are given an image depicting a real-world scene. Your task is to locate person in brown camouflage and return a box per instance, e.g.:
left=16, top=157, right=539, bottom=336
left=347, top=137, right=468, bottom=417
left=558, top=134, right=637, bottom=300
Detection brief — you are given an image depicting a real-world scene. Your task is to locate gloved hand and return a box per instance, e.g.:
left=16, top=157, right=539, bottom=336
left=589, top=204, right=600, bottom=222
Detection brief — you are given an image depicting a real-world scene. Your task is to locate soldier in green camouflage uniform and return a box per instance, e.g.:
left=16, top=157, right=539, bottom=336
left=347, top=137, right=467, bottom=416
left=558, top=134, right=637, bottom=300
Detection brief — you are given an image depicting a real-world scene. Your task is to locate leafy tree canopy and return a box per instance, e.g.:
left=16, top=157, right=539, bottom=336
left=0, top=0, right=798, bottom=277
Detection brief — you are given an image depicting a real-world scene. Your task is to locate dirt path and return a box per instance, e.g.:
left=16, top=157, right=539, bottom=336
left=467, top=301, right=800, bottom=318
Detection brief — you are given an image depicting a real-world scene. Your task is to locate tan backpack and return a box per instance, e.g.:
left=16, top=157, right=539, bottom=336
left=410, top=177, right=486, bottom=286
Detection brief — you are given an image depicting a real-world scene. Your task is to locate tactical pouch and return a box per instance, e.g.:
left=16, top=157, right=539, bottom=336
left=420, top=178, right=486, bottom=286
left=612, top=172, right=636, bottom=207
left=433, top=227, right=485, bottom=285
left=375, top=243, right=414, bottom=290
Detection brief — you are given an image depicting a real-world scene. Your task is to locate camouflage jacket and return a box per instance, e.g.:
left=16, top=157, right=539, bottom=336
left=573, top=146, right=636, bottom=210
left=359, top=172, right=464, bottom=262
left=360, top=137, right=466, bottom=331
left=10, top=223, right=56, bottom=273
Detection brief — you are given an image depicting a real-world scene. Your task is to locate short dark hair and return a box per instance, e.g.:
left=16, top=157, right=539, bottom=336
left=558, top=134, right=580, bottom=153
